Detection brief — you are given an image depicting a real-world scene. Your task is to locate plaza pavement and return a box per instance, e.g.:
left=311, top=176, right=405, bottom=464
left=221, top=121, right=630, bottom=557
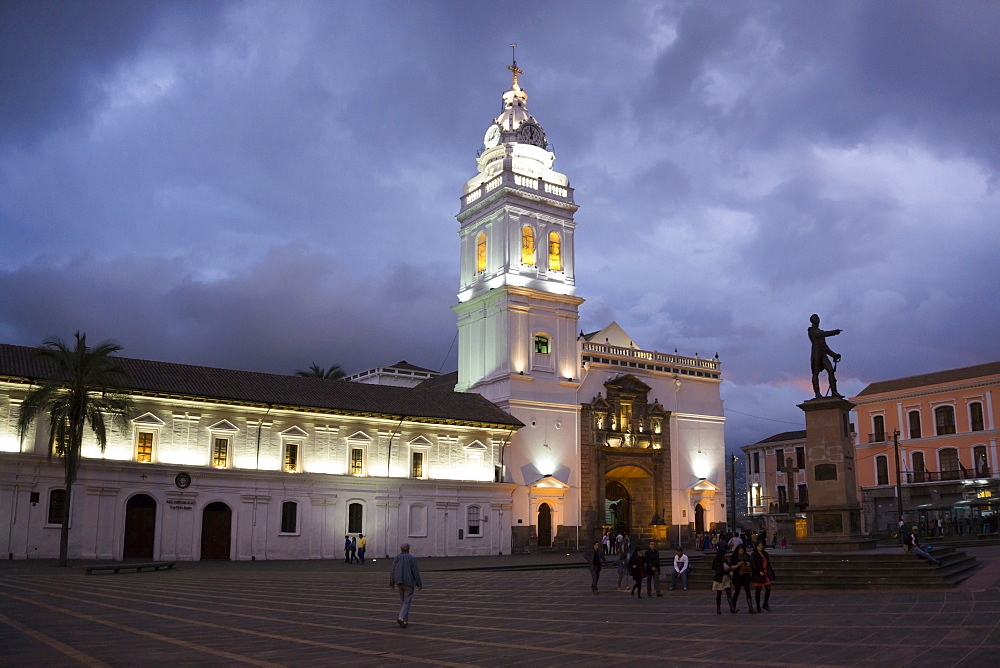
left=1, top=546, right=999, bottom=667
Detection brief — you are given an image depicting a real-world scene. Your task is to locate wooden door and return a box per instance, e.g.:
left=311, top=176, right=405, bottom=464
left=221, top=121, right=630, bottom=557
left=200, top=502, right=232, bottom=560
left=123, top=494, right=156, bottom=559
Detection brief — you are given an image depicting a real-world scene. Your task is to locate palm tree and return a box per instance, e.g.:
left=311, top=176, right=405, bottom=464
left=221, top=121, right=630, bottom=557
left=295, top=362, right=346, bottom=379
left=17, top=332, right=134, bottom=566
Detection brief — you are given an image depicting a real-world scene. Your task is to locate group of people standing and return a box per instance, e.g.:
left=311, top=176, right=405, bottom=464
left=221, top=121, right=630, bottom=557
left=711, top=541, right=776, bottom=614
left=586, top=540, right=691, bottom=598
left=343, top=534, right=367, bottom=564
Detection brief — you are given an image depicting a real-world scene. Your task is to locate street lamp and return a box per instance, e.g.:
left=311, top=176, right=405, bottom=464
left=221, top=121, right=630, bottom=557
left=730, top=454, right=738, bottom=532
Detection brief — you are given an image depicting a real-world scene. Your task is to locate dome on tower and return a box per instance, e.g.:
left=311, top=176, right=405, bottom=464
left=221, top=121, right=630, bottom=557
left=482, top=58, right=548, bottom=150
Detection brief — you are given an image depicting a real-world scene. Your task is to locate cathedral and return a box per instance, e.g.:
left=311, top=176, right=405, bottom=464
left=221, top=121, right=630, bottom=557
left=0, top=61, right=725, bottom=561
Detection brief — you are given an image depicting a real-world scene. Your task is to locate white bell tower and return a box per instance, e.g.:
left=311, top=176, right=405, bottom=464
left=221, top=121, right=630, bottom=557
left=453, top=53, right=583, bottom=548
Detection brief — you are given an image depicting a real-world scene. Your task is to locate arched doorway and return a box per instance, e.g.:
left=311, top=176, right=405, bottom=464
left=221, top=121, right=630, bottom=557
left=537, top=503, right=552, bottom=547
left=123, top=494, right=156, bottom=559
left=605, top=481, right=631, bottom=536
left=201, top=502, right=232, bottom=560
left=695, top=504, right=705, bottom=534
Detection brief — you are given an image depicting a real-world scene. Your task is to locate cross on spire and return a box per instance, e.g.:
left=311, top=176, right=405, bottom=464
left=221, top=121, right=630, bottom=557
left=506, top=43, right=523, bottom=87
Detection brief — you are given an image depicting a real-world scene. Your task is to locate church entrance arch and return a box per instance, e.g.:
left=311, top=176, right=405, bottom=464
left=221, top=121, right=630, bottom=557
left=200, top=502, right=232, bottom=560
left=123, top=494, right=156, bottom=559
left=695, top=504, right=705, bottom=534
left=537, top=503, right=552, bottom=547
left=605, top=481, right=631, bottom=536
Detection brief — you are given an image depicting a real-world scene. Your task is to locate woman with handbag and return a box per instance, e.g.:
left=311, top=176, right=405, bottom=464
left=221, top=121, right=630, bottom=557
left=729, top=544, right=756, bottom=614
left=711, top=545, right=735, bottom=614
left=750, top=542, right=776, bottom=612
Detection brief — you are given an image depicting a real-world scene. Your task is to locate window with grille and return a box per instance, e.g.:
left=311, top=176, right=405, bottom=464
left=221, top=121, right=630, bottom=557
left=872, top=415, right=886, bottom=442
left=467, top=506, right=481, bottom=535
left=212, top=437, right=229, bottom=468
left=935, top=406, right=956, bottom=435
left=350, top=448, right=364, bottom=475
left=284, top=443, right=299, bottom=472
left=411, top=451, right=424, bottom=478
left=136, top=432, right=154, bottom=463
left=795, top=446, right=805, bottom=470
left=534, top=334, right=550, bottom=354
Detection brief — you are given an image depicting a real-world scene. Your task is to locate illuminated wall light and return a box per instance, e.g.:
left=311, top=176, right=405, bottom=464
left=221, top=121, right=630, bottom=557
left=0, top=436, right=20, bottom=453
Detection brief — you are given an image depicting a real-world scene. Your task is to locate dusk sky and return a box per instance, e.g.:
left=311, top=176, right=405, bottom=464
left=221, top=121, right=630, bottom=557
left=2, top=1, right=998, bottom=452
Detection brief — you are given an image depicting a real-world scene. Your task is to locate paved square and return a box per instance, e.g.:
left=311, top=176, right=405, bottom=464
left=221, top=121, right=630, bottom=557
left=2, top=553, right=999, bottom=667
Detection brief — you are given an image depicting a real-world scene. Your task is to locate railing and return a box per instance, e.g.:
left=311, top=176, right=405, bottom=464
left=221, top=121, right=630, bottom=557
left=461, top=172, right=574, bottom=208
left=768, top=502, right=809, bottom=514
left=904, top=466, right=987, bottom=484
left=582, top=341, right=720, bottom=371
left=868, top=433, right=887, bottom=443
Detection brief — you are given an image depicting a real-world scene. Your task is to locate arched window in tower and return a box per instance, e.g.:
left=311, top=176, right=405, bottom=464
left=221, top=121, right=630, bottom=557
left=548, top=231, right=561, bottom=271
left=476, top=232, right=487, bottom=273
left=521, top=226, right=536, bottom=265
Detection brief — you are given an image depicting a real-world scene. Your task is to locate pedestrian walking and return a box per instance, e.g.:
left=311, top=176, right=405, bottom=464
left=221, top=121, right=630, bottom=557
left=616, top=549, right=630, bottom=591
left=344, top=535, right=352, bottom=563
left=730, top=545, right=756, bottom=614
left=357, top=534, right=367, bottom=564
left=584, top=541, right=603, bottom=593
left=750, top=542, right=776, bottom=612
left=644, top=541, right=662, bottom=597
left=628, top=545, right=645, bottom=598
left=711, top=545, right=734, bottom=615
left=601, top=532, right=610, bottom=555
left=349, top=536, right=359, bottom=564
left=389, top=543, right=422, bottom=628
left=670, top=546, right=689, bottom=590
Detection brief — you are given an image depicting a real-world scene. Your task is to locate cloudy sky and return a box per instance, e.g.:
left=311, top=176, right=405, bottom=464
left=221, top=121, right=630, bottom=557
left=2, top=1, right=998, bottom=451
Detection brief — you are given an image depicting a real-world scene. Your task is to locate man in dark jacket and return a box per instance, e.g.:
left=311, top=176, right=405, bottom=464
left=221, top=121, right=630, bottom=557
left=903, top=527, right=940, bottom=565
left=584, top=541, right=603, bottom=593
left=644, top=541, right=663, bottom=596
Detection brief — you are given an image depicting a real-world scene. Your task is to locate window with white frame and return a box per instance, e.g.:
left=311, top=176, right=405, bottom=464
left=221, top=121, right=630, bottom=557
left=283, top=443, right=300, bottom=472
left=908, top=410, right=922, bottom=439
left=211, top=437, right=231, bottom=468
left=970, top=402, right=985, bottom=432
left=935, top=405, right=956, bottom=436
left=875, top=455, right=889, bottom=486
left=208, top=420, right=238, bottom=468
left=280, top=501, right=298, bottom=534
left=350, top=447, right=365, bottom=475
left=348, top=502, right=363, bottom=534
left=872, top=415, right=886, bottom=443
left=467, top=505, right=481, bottom=536
left=47, top=488, right=66, bottom=525
left=133, top=413, right=164, bottom=463
left=411, top=450, right=425, bottom=478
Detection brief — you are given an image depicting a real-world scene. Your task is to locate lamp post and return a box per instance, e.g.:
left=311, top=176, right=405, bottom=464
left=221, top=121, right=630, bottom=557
left=730, top=454, right=738, bottom=532
left=893, top=429, right=903, bottom=527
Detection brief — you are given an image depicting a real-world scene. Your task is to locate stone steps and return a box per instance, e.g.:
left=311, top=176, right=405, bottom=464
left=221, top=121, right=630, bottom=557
left=679, top=547, right=980, bottom=590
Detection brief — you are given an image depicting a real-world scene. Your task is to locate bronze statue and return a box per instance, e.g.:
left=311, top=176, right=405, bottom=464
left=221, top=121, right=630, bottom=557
left=809, top=314, right=842, bottom=398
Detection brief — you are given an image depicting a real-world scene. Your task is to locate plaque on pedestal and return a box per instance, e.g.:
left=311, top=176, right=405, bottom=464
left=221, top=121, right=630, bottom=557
left=793, top=397, right=877, bottom=552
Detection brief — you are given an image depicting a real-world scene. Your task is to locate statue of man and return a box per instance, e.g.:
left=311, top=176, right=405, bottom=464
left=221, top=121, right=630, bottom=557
left=809, top=314, right=842, bottom=398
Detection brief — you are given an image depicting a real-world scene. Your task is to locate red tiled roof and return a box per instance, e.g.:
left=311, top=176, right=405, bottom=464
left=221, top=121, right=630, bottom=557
left=0, top=344, right=521, bottom=428
left=853, top=361, right=1000, bottom=398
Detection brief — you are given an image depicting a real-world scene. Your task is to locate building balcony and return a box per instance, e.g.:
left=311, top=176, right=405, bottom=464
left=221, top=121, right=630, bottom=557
left=904, top=467, right=989, bottom=484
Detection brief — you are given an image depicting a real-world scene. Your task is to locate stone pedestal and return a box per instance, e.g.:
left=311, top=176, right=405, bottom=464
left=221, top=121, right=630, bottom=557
left=792, top=397, right=877, bottom=552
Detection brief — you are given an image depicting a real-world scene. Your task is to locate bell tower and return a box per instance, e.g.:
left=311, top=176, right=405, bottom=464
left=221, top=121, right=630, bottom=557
left=453, top=52, right=583, bottom=549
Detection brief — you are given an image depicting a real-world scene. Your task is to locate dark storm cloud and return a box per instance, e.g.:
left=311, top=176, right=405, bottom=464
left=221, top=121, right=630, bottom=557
left=0, top=245, right=458, bottom=376
left=1, top=2, right=998, bottom=452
